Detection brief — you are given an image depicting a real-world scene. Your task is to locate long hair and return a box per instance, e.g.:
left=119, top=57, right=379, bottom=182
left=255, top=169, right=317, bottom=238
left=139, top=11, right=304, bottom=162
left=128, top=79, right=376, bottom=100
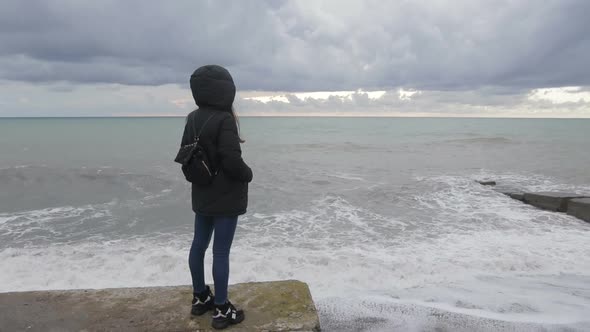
left=231, top=106, right=245, bottom=143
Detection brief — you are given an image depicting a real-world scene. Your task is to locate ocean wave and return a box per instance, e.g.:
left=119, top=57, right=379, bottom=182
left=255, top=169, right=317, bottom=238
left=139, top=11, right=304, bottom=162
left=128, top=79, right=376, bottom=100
left=326, top=171, right=366, bottom=181
left=441, top=137, right=515, bottom=145
left=0, top=204, right=114, bottom=245
left=0, top=237, right=190, bottom=292
left=318, top=294, right=590, bottom=331
left=2, top=215, right=589, bottom=329
left=0, top=165, right=173, bottom=190
left=0, top=165, right=176, bottom=213
left=1, top=171, right=590, bottom=329
left=0, top=205, right=111, bottom=226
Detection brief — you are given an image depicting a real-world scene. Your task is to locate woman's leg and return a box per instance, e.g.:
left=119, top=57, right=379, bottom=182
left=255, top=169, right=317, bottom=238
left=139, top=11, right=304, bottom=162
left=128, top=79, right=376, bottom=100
left=189, top=214, right=214, bottom=294
left=212, top=216, right=238, bottom=305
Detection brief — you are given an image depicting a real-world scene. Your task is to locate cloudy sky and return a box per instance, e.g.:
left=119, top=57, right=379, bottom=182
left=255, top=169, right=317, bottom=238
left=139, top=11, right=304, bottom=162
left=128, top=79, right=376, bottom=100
left=1, top=0, right=589, bottom=117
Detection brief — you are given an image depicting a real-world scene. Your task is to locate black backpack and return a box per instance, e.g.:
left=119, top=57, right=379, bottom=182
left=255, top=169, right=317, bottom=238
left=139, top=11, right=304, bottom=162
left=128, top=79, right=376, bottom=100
left=174, top=112, right=217, bottom=185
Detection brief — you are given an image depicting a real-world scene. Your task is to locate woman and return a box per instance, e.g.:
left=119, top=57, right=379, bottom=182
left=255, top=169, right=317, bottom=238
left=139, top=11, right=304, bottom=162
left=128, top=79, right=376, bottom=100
left=180, top=65, right=253, bottom=330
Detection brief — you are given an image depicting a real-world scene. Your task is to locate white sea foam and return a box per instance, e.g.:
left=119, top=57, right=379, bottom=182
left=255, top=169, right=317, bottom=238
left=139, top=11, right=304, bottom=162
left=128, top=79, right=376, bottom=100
left=0, top=204, right=113, bottom=244
left=1, top=224, right=588, bottom=329
left=0, top=164, right=33, bottom=170
left=0, top=238, right=190, bottom=292
left=1, top=172, right=589, bottom=330
left=327, top=171, right=366, bottom=181
left=0, top=205, right=110, bottom=226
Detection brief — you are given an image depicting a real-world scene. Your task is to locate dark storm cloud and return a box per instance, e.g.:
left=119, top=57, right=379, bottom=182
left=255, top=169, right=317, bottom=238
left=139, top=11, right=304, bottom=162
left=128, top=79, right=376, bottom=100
left=0, top=0, right=589, bottom=91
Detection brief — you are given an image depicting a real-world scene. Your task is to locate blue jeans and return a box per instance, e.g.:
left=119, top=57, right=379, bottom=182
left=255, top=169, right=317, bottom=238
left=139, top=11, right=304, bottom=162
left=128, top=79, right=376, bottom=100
left=189, top=214, right=238, bottom=305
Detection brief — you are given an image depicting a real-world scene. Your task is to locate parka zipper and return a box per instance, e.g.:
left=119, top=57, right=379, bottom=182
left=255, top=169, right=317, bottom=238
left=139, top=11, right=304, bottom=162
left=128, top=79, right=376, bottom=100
left=201, top=160, right=212, bottom=177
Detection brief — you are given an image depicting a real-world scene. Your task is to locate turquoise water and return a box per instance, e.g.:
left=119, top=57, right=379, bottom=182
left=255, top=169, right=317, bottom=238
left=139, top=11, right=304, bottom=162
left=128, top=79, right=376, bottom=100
left=1, top=117, right=590, bottom=331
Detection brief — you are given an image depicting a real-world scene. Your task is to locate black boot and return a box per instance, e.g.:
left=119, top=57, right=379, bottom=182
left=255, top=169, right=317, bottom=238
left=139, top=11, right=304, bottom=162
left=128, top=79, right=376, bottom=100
left=191, top=285, right=215, bottom=316
left=212, top=301, right=245, bottom=330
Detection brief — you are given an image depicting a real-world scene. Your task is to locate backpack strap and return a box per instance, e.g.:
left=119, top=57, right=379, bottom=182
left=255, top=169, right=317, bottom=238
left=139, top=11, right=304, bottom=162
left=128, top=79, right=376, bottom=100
left=191, top=112, right=217, bottom=143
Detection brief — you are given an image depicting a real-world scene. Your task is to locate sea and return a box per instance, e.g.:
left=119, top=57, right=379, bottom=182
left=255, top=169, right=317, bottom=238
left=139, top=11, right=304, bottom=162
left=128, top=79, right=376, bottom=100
left=1, top=117, right=589, bottom=331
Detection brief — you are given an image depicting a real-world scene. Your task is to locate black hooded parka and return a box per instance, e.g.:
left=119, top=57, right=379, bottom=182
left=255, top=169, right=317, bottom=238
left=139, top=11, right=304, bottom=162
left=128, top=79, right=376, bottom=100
left=181, top=65, right=252, bottom=216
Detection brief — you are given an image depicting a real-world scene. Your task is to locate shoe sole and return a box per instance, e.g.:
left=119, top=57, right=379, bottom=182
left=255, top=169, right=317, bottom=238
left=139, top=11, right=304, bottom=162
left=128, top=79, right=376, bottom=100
left=191, top=306, right=213, bottom=316
left=212, top=314, right=245, bottom=330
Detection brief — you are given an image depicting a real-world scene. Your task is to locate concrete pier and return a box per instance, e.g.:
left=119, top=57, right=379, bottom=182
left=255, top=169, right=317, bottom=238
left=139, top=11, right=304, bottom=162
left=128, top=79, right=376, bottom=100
left=567, top=198, right=590, bottom=223
left=522, top=192, right=588, bottom=212
left=481, top=179, right=590, bottom=223
left=501, top=192, right=525, bottom=202
left=0, top=280, right=321, bottom=332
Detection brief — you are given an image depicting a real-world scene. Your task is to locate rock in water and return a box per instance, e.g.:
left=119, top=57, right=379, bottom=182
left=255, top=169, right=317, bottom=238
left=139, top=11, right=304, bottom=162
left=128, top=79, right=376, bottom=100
left=477, top=180, right=497, bottom=186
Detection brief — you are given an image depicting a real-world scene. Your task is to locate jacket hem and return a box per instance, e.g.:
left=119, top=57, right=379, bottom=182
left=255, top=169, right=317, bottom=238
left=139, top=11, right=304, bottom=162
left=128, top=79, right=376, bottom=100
left=193, top=208, right=247, bottom=217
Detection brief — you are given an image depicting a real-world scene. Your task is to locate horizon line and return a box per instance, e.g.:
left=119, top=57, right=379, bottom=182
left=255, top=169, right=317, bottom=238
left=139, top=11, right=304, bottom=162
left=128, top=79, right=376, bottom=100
left=1, top=115, right=590, bottom=120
